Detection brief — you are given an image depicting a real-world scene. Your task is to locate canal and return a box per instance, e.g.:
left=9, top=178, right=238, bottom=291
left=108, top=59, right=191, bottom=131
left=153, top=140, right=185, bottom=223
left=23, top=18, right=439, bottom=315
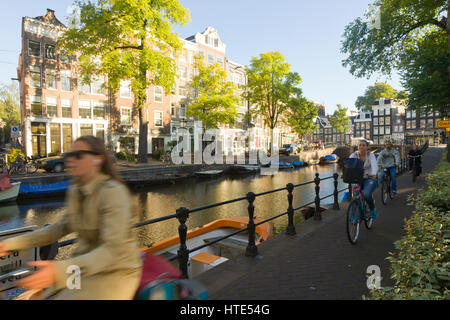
left=0, top=164, right=347, bottom=259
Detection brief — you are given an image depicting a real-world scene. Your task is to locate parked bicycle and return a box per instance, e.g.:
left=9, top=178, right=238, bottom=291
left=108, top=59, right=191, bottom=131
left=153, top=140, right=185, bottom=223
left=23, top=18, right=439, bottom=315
left=346, top=184, right=374, bottom=245
left=380, top=167, right=394, bottom=205
left=8, top=155, right=39, bottom=175
left=409, top=154, right=422, bottom=182
left=160, top=152, right=172, bottom=165
left=0, top=154, right=8, bottom=174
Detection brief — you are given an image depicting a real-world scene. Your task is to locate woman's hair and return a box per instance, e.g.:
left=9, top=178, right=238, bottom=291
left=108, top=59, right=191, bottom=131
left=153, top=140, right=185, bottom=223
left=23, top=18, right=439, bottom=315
left=74, top=135, right=123, bottom=183
left=358, top=139, right=370, bottom=147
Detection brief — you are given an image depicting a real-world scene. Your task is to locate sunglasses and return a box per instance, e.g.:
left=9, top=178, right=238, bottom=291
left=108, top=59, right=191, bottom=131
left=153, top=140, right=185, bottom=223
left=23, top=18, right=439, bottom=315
left=64, top=150, right=100, bottom=160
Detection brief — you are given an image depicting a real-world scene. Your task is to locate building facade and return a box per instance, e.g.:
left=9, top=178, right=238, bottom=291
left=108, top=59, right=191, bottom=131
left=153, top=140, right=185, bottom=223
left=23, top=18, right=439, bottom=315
left=371, top=98, right=406, bottom=145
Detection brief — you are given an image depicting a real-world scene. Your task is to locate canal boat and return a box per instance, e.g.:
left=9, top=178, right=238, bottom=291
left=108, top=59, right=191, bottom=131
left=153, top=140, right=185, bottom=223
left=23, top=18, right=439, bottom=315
left=17, top=180, right=71, bottom=199
left=144, top=216, right=272, bottom=278
left=319, top=154, right=339, bottom=164
left=292, top=161, right=308, bottom=168
left=308, top=159, right=320, bottom=165
left=195, top=170, right=223, bottom=178
left=0, top=182, right=21, bottom=204
left=261, top=161, right=294, bottom=169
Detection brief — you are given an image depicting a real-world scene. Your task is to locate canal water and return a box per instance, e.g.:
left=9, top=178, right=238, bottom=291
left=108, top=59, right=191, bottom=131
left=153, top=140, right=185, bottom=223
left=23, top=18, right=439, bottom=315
left=0, top=164, right=347, bottom=259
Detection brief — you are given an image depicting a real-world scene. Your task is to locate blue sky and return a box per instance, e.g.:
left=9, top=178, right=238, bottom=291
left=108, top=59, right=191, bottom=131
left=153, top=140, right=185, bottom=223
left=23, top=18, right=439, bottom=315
left=0, top=0, right=403, bottom=115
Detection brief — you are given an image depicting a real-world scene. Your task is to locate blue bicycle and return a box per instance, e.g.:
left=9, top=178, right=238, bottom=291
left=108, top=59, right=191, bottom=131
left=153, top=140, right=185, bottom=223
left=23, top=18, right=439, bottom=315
left=346, top=184, right=374, bottom=244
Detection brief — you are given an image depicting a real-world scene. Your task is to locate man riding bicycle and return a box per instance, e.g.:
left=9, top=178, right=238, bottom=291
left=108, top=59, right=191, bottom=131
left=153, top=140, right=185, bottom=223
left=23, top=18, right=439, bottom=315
left=408, top=144, right=423, bottom=175
left=377, top=140, right=400, bottom=196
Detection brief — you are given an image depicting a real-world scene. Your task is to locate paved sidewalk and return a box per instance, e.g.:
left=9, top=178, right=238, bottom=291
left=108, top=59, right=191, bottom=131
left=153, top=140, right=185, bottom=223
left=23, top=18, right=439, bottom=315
left=194, top=147, right=445, bottom=300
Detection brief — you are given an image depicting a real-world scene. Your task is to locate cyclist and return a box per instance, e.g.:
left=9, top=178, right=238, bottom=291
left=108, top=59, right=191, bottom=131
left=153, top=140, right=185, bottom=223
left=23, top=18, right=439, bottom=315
left=349, top=139, right=379, bottom=219
left=408, top=144, right=422, bottom=175
left=377, top=140, right=400, bottom=196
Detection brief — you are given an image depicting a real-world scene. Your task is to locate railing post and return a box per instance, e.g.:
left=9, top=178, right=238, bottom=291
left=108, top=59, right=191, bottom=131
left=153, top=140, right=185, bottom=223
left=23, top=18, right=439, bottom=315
left=314, top=173, right=322, bottom=220
left=176, top=207, right=190, bottom=278
left=245, top=192, right=258, bottom=257
left=285, top=183, right=296, bottom=235
left=333, top=173, right=339, bottom=210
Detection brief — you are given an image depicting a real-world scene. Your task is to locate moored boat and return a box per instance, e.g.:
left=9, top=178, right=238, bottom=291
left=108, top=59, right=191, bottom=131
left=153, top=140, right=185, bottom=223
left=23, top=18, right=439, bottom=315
left=18, top=180, right=71, bottom=198
left=0, top=182, right=21, bottom=204
left=308, top=159, right=320, bottom=165
left=292, top=160, right=308, bottom=168
left=319, top=154, right=339, bottom=164
left=195, top=170, right=223, bottom=177
left=231, top=165, right=260, bottom=173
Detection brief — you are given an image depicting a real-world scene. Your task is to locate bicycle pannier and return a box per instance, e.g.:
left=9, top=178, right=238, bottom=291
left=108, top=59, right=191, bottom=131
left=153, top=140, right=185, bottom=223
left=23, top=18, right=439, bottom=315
left=342, top=158, right=364, bottom=184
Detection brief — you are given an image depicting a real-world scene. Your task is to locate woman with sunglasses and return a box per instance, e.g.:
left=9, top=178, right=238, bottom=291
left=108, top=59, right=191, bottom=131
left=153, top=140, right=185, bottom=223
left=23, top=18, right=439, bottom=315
left=0, top=136, right=142, bottom=299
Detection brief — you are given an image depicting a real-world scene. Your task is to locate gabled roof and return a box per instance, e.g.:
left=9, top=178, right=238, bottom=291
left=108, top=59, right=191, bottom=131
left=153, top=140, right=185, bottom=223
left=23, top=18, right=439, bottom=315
left=33, top=9, right=66, bottom=29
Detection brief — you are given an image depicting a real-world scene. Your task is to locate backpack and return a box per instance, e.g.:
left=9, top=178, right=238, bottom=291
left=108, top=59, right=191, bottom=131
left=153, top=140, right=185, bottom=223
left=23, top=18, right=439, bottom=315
left=342, top=157, right=364, bottom=184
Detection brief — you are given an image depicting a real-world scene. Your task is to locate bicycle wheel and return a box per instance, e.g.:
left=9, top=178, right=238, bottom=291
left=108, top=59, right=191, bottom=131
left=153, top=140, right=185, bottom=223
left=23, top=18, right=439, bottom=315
left=381, top=179, right=388, bottom=205
left=346, top=200, right=360, bottom=244
left=388, top=177, right=394, bottom=199
left=17, top=165, right=27, bottom=174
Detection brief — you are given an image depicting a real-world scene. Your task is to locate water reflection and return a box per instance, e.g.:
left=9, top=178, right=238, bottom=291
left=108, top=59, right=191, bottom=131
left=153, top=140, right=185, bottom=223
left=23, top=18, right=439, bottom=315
left=0, top=165, right=346, bottom=251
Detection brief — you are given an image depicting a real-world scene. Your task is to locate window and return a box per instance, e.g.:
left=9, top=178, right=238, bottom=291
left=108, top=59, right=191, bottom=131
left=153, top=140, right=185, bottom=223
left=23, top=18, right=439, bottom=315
left=61, top=70, right=71, bottom=91
left=29, top=66, right=41, bottom=88
left=208, top=53, right=214, bottom=65
left=427, top=119, right=434, bottom=128
left=154, top=111, right=163, bottom=127
left=385, top=126, right=391, bottom=134
left=411, top=120, right=416, bottom=129
left=154, top=86, right=163, bottom=103
left=406, top=121, right=411, bottom=129
left=46, top=68, right=57, bottom=90
left=178, top=86, right=187, bottom=97
left=30, top=95, right=42, bottom=117
left=78, top=100, right=91, bottom=119
left=385, top=117, right=391, bottom=125
left=366, top=122, right=371, bottom=129
left=217, top=56, right=223, bottom=68
left=361, top=122, right=365, bottom=129
left=95, top=124, right=105, bottom=140
left=398, top=125, right=403, bottom=132
left=60, top=51, right=70, bottom=64
left=420, top=119, right=426, bottom=128
left=91, top=77, right=104, bottom=95
left=198, top=50, right=204, bottom=58
left=406, top=111, right=411, bottom=118
left=373, top=117, right=378, bottom=125
left=385, top=108, right=391, bottom=115
left=46, top=96, right=57, bottom=117
left=189, top=68, right=194, bottom=81
left=179, top=66, right=187, bottom=79
left=379, top=127, right=384, bottom=135
left=379, top=117, right=384, bottom=125
left=61, top=99, right=72, bottom=118
left=50, top=123, right=61, bottom=153
left=179, top=104, right=186, bottom=118
left=28, top=40, right=40, bottom=57
left=93, top=101, right=105, bottom=120
left=379, top=109, right=384, bottom=116
left=121, top=107, right=132, bottom=125
left=45, top=44, right=56, bottom=60
left=411, top=111, right=416, bottom=118
left=373, top=109, right=378, bottom=116
left=80, top=124, right=93, bottom=136
left=120, top=80, right=131, bottom=98
left=62, top=124, right=72, bottom=152
left=171, top=103, right=177, bottom=117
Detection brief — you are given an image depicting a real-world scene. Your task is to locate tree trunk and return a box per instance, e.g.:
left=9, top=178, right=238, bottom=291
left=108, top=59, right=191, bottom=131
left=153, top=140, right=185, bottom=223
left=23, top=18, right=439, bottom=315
left=138, top=107, right=148, bottom=163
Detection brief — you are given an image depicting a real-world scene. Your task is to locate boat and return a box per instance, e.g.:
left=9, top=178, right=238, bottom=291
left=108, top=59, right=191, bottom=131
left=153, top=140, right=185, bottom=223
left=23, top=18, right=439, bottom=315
left=262, top=161, right=294, bottom=169
left=17, top=180, right=71, bottom=199
left=230, top=165, right=260, bottom=174
left=0, top=182, right=21, bottom=204
left=144, top=216, right=272, bottom=278
left=308, top=159, right=320, bottom=165
left=292, top=160, right=308, bottom=168
left=319, top=154, right=339, bottom=164
left=195, top=170, right=223, bottom=178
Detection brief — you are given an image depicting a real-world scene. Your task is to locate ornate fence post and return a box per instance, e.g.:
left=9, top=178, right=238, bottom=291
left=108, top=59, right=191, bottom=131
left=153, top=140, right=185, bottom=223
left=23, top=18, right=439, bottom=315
left=333, top=173, right=340, bottom=210
left=245, top=192, right=258, bottom=257
left=314, top=173, right=322, bottom=220
left=176, top=207, right=190, bottom=278
left=285, top=183, right=296, bottom=235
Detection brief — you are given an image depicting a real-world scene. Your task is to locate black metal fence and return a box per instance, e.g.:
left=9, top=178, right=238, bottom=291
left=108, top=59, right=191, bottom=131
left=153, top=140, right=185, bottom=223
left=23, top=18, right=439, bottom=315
left=55, top=172, right=349, bottom=278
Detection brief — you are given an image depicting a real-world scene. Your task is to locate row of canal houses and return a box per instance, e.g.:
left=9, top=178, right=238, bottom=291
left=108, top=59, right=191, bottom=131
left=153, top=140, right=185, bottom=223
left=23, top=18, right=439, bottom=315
left=16, top=9, right=446, bottom=158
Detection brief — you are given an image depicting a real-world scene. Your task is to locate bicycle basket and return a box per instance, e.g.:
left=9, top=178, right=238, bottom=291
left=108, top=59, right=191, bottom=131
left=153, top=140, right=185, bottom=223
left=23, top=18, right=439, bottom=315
left=342, top=158, right=364, bottom=184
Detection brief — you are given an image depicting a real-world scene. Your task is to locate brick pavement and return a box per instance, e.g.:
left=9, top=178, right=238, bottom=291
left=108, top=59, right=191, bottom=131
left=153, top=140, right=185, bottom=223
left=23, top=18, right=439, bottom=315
left=193, top=147, right=445, bottom=300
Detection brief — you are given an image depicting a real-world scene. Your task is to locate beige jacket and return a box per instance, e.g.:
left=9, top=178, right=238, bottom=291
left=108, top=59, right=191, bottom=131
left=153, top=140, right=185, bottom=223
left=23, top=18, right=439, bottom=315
left=4, top=173, right=142, bottom=299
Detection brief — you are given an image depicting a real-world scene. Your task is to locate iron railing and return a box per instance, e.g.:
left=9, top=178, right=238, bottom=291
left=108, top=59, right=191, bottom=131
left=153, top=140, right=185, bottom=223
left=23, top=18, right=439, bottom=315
left=55, top=172, right=349, bottom=278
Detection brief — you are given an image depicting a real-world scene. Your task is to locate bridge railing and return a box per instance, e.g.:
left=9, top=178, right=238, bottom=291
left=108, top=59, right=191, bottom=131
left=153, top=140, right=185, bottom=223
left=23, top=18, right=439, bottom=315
left=55, top=172, right=348, bottom=278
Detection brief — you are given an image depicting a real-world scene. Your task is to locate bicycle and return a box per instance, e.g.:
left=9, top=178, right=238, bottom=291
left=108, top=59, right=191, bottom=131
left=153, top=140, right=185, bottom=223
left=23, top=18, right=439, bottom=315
left=346, top=184, right=374, bottom=245
left=160, top=152, right=172, bottom=165
left=409, top=154, right=422, bottom=182
left=380, top=167, right=394, bottom=205
left=0, top=155, right=8, bottom=174
left=8, top=156, right=38, bottom=175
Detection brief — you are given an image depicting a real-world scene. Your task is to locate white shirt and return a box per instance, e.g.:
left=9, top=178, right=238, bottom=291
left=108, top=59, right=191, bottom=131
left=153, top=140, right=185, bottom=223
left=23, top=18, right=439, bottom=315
left=349, top=151, right=378, bottom=178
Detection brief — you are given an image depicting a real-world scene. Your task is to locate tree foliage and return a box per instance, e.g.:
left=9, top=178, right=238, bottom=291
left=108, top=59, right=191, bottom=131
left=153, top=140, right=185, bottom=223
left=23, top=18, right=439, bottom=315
left=186, top=55, right=240, bottom=130
left=341, top=0, right=449, bottom=116
left=355, top=82, right=399, bottom=111
left=58, top=0, right=190, bottom=162
left=329, top=104, right=350, bottom=135
left=0, top=82, right=20, bottom=144
left=284, top=89, right=318, bottom=141
left=245, top=51, right=301, bottom=148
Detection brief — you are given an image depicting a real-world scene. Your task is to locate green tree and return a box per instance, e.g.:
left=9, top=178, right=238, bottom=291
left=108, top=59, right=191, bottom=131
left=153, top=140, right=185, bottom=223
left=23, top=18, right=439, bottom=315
left=329, top=104, right=350, bottom=143
left=59, top=0, right=190, bottom=163
left=355, top=82, right=398, bottom=112
left=186, top=55, right=240, bottom=132
left=0, top=82, right=21, bottom=145
left=245, top=51, right=301, bottom=151
left=284, top=89, right=318, bottom=142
